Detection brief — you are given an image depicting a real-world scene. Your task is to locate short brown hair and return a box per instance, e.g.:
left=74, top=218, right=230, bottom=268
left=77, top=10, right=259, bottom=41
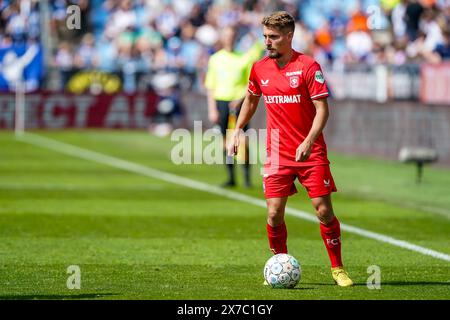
left=261, top=11, right=295, bottom=34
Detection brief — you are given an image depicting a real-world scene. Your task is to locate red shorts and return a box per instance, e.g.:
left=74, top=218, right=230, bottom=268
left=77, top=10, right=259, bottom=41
left=263, top=165, right=337, bottom=199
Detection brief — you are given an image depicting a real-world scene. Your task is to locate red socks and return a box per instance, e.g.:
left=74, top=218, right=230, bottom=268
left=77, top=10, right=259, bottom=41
left=266, top=222, right=288, bottom=254
left=267, top=218, right=343, bottom=268
left=320, top=216, right=343, bottom=268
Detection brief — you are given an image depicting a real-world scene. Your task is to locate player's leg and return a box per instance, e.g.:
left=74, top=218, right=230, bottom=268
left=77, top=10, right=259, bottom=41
left=236, top=100, right=251, bottom=188
left=262, top=167, right=297, bottom=285
left=240, top=131, right=251, bottom=188
left=217, top=100, right=235, bottom=187
left=299, top=165, right=353, bottom=286
left=263, top=167, right=297, bottom=254
left=312, top=195, right=353, bottom=286
left=311, top=194, right=342, bottom=267
left=263, top=196, right=289, bottom=286
left=266, top=196, right=289, bottom=254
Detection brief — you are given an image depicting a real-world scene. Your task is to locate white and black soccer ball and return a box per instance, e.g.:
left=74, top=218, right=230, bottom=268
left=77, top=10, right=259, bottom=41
left=263, top=254, right=301, bottom=289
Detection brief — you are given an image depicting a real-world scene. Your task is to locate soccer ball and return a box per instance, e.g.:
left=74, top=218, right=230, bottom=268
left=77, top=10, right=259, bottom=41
left=263, top=254, right=301, bottom=288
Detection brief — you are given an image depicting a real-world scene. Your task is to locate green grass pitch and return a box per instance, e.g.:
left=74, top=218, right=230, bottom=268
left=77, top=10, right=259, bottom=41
left=0, top=130, right=449, bottom=300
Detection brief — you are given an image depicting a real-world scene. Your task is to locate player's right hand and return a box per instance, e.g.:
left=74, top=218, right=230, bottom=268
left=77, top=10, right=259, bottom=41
left=227, top=130, right=240, bottom=156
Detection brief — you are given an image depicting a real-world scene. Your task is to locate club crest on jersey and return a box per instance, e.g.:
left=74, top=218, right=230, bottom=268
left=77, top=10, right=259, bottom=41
left=289, top=76, right=299, bottom=88
left=315, top=71, right=324, bottom=84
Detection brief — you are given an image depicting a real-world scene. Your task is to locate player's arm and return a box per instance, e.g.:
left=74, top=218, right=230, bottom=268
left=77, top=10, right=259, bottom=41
left=205, top=56, right=219, bottom=124
left=295, top=98, right=329, bottom=162
left=227, top=91, right=260, bottom=156
left=206, top=89, right=219, bottom=124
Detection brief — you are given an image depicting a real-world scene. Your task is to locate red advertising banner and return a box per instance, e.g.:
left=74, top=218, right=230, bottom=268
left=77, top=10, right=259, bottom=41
left=420, top=63, right=450, bottom=105
left=0, top=92, right=159, bottom=129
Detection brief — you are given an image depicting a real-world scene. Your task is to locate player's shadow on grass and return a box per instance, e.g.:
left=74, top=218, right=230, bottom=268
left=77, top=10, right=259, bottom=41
left=382, top=281, right=450, bottom=286
left=0, top=293, right=118, bottom=300
left=301, top=282, right=366, bottom=287
left=302, top=281, right=450, bottom=287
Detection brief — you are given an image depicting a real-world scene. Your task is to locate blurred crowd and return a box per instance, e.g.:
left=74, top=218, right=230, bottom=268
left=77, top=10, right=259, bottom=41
left=0, top=0, right=449, bottom=92
left=0, top=0, right=40, bottom=44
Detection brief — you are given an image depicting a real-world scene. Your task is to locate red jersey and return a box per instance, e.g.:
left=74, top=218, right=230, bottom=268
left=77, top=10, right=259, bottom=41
left=248, top=50, right=330, bottom=167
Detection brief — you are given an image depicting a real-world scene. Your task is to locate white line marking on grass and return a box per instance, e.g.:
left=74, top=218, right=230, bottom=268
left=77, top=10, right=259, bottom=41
left=18, top=133, right=450, bottom=263
left=0, top=183, right=163, bottom=191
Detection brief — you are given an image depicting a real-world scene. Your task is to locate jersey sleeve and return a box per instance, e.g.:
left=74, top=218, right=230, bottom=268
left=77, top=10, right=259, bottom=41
left=247, top=63, right=262, bottom=96
left=305, top=62, right=329, bottom=100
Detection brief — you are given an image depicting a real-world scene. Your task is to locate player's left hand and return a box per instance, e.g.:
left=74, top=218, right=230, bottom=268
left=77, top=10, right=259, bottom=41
left=295, top=140, right=312, bottom=162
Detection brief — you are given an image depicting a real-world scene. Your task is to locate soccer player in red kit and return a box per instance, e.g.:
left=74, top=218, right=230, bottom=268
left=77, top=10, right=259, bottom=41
left=227, top=11, right=353, bottom=287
